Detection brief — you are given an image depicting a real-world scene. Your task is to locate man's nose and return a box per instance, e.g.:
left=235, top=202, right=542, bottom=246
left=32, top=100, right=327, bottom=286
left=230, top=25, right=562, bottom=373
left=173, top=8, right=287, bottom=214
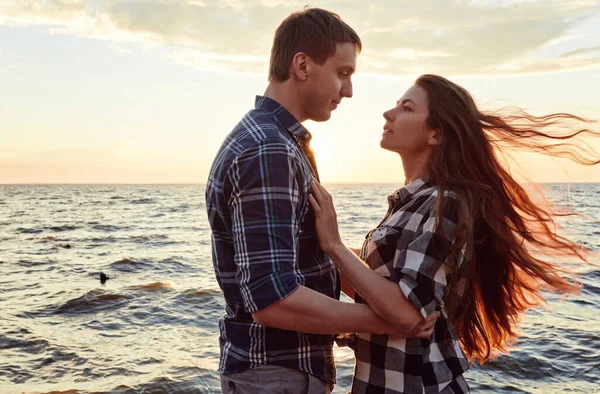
left=341, top=79, right=353, bottom=98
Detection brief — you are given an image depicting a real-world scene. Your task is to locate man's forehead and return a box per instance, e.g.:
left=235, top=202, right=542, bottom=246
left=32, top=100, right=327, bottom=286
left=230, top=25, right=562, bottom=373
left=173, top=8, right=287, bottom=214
left=330, top=42, right=357, bottom=65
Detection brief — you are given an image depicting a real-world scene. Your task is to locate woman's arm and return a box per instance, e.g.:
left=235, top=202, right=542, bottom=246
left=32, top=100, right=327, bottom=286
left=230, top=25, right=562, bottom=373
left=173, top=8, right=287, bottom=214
left=329, top=245, right=426, bottom=332
left=339, top=267, right=358, bottom=299
left=339, top=248, right=361, bottom=298
left=349, top=247, right=362, bottom=255
left=309, top=180, right=438, bottom=334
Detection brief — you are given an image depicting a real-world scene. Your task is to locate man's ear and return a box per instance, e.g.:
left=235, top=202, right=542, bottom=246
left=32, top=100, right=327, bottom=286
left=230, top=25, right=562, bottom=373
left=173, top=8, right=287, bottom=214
left=429, top=128, right=442, bottom=146
left=290, top=52, right=309, bottom=81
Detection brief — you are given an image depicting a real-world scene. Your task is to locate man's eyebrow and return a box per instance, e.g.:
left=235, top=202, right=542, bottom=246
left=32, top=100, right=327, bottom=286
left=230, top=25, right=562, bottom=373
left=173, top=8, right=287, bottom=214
left=339, top=66, right=356, bottom=74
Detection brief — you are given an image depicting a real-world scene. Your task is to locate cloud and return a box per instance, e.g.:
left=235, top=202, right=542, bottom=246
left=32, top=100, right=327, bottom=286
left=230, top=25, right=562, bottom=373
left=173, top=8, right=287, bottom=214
left=560, top=46, right=600, bottom=59
left=1, top=0, right=599, bottom=76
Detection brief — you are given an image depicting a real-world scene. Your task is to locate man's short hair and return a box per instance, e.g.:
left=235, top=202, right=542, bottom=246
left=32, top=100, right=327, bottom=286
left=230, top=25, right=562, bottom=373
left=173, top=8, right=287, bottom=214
left=269, top=7, right=362, bottom=82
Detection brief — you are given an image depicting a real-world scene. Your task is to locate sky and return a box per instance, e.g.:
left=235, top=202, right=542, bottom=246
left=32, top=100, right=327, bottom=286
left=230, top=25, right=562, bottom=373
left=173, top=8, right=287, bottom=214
left=0, top=0, right=599, bottom=184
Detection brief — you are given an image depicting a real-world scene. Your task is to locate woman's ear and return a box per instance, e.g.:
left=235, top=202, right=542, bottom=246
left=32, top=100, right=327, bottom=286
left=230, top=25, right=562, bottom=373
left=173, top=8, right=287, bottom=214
left=429, top=128, right=442, bottom=146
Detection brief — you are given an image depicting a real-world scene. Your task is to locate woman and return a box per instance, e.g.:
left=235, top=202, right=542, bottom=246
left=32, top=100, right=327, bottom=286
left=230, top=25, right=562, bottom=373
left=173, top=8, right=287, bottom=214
left=308, top=74, right=599, bottom=393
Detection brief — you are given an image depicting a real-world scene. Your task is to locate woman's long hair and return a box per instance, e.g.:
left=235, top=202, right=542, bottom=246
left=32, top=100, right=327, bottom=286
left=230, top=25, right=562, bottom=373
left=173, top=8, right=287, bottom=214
left=415, top=74, right=599, bottom=362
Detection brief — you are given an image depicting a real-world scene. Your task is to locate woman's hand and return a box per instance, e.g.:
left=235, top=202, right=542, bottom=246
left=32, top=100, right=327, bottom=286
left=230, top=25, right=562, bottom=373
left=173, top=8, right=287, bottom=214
left=381, top=312, right=439, bottom=339
left=308, top=179, right=344, bottom=255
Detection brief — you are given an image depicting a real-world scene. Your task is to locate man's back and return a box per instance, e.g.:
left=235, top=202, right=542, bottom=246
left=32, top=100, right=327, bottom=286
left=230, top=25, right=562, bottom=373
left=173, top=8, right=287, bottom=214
left=205, top=96, right=340, bottom=384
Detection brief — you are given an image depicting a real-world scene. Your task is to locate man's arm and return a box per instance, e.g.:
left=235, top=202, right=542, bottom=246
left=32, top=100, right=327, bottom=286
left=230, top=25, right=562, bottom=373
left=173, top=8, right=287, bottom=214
left=252, top=285, right=399, bottom=335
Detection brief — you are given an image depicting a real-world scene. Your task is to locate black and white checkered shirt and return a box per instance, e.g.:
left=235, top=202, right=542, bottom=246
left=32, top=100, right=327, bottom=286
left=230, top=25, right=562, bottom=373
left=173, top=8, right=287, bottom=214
left=205, top=96, right=340, bottom=384
left=351, top=177, right=470, bottom=393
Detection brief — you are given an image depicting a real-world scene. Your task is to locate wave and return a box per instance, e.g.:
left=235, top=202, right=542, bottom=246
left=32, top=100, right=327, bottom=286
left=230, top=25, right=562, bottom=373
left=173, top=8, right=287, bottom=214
left=125, top=375, right=206, bottom=394
left=87, top=236, right=118, bottom=244
left=25, top=236, right=56, bottom=243
left=92, top=224, right=130, bottom=232
left=16, top=227, right=43, bottom=234
left=584, top=270, right=600, bottom=282
left=109, top=258, right=151, bottom=272
left=158, top=257, right=193, bottom=271
left=0, top=335, right=50, bottom=355
left=178, top=288, right=222, bottom=298
left=84, top=200, right=106, bottom=205
left=109, top=257, right=191, bottom=273
left=111, top=258, right=141, bottom=267
left=46, top=226, right=80, bottom=232
left=161, top=203, right=190, bottom=213
left=131, top=198, right=155, bottom=204
left=17, top=259, right=55, bottom=267
left=111, top=258, right=141, bottom=265
left=131, top=282, right=173, bottom=292
left=581, top=280, right=600, bottom=297
left=54, top=289, right=133, bottom=315
left=129, top=234, right=169, bottom=243
left=481, top=352, right=559, bottom=381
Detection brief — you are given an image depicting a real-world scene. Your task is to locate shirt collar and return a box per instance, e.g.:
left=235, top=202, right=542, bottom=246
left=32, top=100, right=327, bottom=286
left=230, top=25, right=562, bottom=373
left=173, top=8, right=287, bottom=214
left=390, top=175, right=435, bottom=205
left=255, top=95, right=312, bottom=143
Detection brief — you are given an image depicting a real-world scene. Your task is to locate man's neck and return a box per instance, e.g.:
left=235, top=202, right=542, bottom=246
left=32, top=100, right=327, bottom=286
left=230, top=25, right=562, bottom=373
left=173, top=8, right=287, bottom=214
left=264, top=81, right=306, bottom=123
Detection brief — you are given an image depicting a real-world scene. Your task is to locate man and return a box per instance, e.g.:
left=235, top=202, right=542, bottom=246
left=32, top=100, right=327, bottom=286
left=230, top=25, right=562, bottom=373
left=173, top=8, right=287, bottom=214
left=206, top=8, right=435, bottom=394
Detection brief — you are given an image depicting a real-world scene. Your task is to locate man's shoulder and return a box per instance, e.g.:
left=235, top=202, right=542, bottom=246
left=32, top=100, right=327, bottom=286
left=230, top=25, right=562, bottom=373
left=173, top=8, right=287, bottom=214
left=208, top=108, right=298, bottom=179
left=230, top=108, right=291, bottom=149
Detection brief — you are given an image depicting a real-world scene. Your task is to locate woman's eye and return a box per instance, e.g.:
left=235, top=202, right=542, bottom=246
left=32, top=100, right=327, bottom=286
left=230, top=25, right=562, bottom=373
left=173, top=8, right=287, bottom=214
left=403, top=105, right=411, bottom=111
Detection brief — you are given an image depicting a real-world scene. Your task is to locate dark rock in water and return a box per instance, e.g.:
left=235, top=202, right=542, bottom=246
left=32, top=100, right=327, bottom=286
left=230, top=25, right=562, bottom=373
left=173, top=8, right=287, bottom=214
left=100, top=273, right=110, bottom=284
left=63, top=244, right=71, bottom=249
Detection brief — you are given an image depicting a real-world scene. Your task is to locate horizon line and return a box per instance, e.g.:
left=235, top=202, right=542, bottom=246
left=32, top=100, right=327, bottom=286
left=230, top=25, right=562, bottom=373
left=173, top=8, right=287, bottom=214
left=2, top=181, right=600, bottom=186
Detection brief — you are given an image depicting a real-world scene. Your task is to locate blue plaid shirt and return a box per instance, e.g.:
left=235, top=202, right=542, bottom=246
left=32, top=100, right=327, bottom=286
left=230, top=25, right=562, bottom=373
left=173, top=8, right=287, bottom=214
left=205, top=96, right=340, bottom=384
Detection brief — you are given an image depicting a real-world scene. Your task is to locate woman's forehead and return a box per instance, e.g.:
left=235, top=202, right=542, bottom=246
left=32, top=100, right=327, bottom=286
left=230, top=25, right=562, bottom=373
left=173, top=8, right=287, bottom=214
left=399, top=85, right=428, bottom=105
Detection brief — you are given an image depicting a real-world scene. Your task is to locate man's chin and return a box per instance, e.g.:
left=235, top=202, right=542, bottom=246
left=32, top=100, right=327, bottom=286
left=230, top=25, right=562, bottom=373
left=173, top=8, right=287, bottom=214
left=311, top=111, right=332, bottom=122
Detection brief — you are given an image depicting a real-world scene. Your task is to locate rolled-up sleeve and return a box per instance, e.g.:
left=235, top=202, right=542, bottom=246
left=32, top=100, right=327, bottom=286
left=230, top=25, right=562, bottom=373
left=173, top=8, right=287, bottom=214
left=398, top=214, right=456, bottom=317
left=228, top=138, right=301, bottom=313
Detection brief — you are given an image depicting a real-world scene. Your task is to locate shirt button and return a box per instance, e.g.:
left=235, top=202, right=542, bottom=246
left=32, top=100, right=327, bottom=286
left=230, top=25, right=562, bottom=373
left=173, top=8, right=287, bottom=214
left=229, top=381, right=235, bottom=389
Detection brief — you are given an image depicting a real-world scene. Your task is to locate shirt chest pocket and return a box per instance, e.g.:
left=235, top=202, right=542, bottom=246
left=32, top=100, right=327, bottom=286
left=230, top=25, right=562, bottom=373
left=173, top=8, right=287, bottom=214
left=364, top=227, right=404, bottom=278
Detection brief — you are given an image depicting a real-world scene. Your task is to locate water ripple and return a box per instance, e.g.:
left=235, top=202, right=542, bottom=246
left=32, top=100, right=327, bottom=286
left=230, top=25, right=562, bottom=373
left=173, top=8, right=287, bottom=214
left=1, top=184, right=598, bottom=393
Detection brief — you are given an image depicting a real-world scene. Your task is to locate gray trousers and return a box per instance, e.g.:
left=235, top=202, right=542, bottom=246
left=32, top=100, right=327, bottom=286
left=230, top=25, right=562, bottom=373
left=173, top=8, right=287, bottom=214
left=220, top=365, right=332, bottom=394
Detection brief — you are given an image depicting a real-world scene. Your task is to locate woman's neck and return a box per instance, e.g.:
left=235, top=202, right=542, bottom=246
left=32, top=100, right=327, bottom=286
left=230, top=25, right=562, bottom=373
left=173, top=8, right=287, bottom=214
left=400, top=150, right=432, bottom=185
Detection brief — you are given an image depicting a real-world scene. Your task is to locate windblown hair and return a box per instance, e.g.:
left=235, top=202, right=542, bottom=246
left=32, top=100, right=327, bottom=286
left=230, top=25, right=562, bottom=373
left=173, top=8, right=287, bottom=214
left=269, top=7, right=361, bottom=82
left=415, top=74, right=600, bottom=362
